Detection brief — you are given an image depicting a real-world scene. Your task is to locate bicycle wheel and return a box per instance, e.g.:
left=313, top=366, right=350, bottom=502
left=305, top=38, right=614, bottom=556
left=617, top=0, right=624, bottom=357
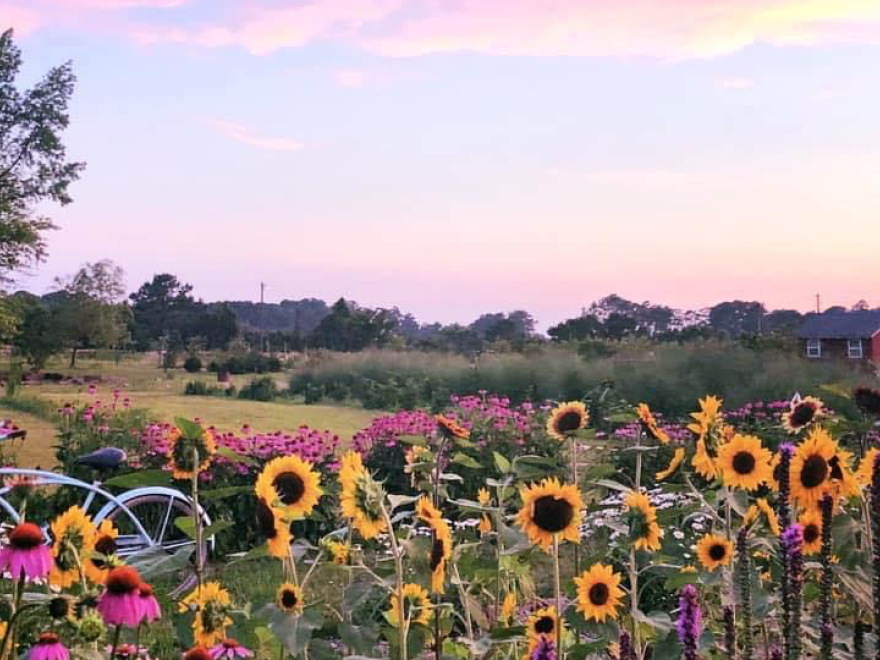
left=99, top=493, right=207, bottom=596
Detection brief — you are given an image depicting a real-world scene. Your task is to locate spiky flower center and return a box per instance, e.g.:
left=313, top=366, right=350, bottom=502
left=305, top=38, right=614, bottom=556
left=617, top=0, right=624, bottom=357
left=732, top=451, right=757, bottom=475
left=9, top=522, right=43, bottom=549
left=709, top=543, right=727, bottom=561
left=555, top=410, right=583, bottom=434
left=791, top=403, right=816, bottom=427
left=588, top=582, right=610, bottom=606
left=534, top=616, right=555, bottom=634
left=106, top=566, right=140, bottom=594
left=532, top=495, right=574, bottom=533
left=803, top=524, right=820, bottom=544
left=280, top=588, right=298, bottom=609
left=274, top=472, right=306, bottom=506
left=801, top=455, right=829, bottom=489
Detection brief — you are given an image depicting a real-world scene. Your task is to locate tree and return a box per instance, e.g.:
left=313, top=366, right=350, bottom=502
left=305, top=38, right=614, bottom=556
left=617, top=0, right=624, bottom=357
left=12, top=294, right=62, bottom=370
left=53, top=261, right=127, bottom=366
left=0, top=29, right=84, bottom=280
left=548, top=316, right=603, bottom=342
left=129, top=273, right=199, bottom=350
left=708, top=301, right=766, bottom=338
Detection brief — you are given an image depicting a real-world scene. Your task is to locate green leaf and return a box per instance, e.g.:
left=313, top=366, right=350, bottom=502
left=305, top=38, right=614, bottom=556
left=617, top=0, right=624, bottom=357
left=104, top=469, right=171, bottom=488
left=127, top=545, right=194, bottom=580
left=439, top=472, right=464, bottom=482
left=338, top=622, right=379, bottom=655
left=215, top=446, right=258, bottom=467
left=452, top=452, right=482, bottom=469
left=591, top=478, right=632, bottom=493
left=173, top=417, right=204, bottom=438
left=199, top=485, right=252, bottom=501
left=398, top=434, right=427, bottom=446
left=174, top=516, right=232, bottom=540
left=493, top=451, right=511, bottom=474
left=388, top=493, right=420, bottom=511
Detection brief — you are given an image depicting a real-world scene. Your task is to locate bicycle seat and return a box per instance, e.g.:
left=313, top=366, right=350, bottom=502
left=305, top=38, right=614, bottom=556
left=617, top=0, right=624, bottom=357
left=75, top=447, right=127, bottom=470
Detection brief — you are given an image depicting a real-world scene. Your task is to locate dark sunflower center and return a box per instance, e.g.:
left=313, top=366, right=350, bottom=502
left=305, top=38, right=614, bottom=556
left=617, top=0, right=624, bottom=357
left=92, top=536, right=117, bottom=568
left=709, top=544, right=727, bottom=561
left=855, top=388, right=880, bottom=415
left=556, top=410, right=583, bottom=434
left=535, top=616, right=555, bottom=634
left=9, top=523, right=43, bottom=549
left=49, top=597, right=70, bottom=619
left=256, top=499, right=278, bottom=538
left=280, top=589, right=298, bottom=609
left=274, top=472, right=306, bottom=506
left=829, top=455, right=843, bottom=481
left=430, top=538, right=445, bottom=570
left=803, top=524, right=820, bottom=544
left=791, top=403, right=816, bottom=427
left=532, top=495, right=575, bottom=533
left=732, top=451, right=756, bottom=475
left=588, top=582, right=610, bottom=606
left=801, top=454, right=829, bottom=489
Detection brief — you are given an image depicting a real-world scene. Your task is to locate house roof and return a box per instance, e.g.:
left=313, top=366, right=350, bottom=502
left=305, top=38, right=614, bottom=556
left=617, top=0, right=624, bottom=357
left=797, top=310, right=880, bottom=340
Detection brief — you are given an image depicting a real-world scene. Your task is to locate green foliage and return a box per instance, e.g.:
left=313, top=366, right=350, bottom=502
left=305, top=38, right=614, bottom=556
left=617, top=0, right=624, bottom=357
left=238, top=376, right=279, bottom=402
left=183, top=355, right=202, bottom=373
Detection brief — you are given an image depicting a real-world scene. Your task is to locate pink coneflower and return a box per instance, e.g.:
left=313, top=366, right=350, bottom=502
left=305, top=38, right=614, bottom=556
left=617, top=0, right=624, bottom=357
left=29, top=632, right=69, bottom=660
left=97, top=566, right=145, bottom=627
left=209, top=639, right=253, bottom=659
left=138, top=583, right=161, bottom=622
left=88, top=384, right=97, bottom=396
left=0, top=522, right=52, bottom=581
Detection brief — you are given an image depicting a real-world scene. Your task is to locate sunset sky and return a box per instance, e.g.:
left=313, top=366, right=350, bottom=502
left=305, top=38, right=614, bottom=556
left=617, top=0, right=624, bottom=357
left=5, top=0, right=880, bottom=328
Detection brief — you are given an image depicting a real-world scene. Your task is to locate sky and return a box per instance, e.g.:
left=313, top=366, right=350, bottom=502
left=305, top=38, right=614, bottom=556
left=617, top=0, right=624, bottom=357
left=4, top=0, right=880, bottom=329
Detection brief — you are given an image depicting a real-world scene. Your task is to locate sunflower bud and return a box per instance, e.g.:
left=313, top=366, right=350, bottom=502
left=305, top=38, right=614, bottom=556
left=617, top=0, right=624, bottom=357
left=78, top=610, right=107, bottom=642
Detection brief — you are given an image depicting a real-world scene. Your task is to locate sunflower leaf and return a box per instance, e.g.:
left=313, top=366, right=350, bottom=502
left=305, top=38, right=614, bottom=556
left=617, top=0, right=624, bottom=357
left=103, top=469, right=171, bottom=488
left=215, top=446, right=258, bottom=467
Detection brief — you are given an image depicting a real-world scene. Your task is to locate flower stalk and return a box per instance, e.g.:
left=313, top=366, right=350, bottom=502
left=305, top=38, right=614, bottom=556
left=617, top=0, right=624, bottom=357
left=819, top=495, right=834, bottom=660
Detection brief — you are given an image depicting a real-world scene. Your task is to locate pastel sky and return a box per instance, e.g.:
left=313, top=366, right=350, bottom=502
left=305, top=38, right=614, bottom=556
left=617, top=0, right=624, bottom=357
left=5, top=0, right=880, bottom=328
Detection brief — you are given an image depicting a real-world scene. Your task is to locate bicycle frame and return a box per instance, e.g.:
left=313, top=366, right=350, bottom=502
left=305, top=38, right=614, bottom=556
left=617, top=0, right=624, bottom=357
left=0, top=467, right=154, bottom=545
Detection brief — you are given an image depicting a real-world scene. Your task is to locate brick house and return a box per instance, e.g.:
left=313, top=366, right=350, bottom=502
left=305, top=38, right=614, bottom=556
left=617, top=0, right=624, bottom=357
left=797, top=310, right=880, bottom=362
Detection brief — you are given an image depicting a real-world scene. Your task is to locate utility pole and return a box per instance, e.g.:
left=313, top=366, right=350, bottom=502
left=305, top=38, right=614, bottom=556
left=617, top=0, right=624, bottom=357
left=260, top=282, right=266, bottom=354
left=815, top=293, right=820, bottom=314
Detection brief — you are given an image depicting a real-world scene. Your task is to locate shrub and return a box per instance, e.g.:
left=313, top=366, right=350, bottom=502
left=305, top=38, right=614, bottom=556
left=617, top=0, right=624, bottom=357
left=238, top=376, right=279, bottom=402
left=183, top=355, right=202, bottom=373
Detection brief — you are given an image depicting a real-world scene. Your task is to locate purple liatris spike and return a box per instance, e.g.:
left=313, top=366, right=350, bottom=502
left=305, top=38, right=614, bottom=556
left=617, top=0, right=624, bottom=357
left=871, top=450, right=880, bottom=656
left=781, top=524, right=804, bottom=660
left=618, top=631, right=633, bottom=660
left=770, top=647, right=783, bottom=660
left=722, top=605, right=735, bottom=660
left=819, top=494, right=834, bottom=660
left=777, top=444, right=794, bottom=530
left=530, top=637, right=557, bottom=660
left=677, top=584, right=701, bottom=660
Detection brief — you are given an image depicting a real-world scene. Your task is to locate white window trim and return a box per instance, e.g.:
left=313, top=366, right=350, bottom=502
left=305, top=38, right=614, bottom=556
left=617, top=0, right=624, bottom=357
left=848, top=338, right=864, bottom=359
left=806, top=339, right=821, bottom=358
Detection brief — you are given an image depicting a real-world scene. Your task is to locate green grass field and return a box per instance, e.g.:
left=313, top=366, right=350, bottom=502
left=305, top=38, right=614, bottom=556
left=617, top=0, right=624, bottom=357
left=4, top=354, right=378, bottom=468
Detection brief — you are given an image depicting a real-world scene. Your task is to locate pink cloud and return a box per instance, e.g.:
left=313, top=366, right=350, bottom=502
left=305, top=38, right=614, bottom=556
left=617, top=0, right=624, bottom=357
left=0, top=3, right=42, bottom=34
left=203, top=117, right=304, bottom=152
left=2, top=0, right=188, bottom=33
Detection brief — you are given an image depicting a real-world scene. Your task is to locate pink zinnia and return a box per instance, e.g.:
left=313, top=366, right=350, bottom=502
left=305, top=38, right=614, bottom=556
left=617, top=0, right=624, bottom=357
left=0, top=522, right=52, bottom=581
left=29, top=633, right=69, bottom=660
left=138, top=583, right=162, bottom=623
left=209, top=640, right=254, bottom=659
left=97, top=566, right=144, bottom=627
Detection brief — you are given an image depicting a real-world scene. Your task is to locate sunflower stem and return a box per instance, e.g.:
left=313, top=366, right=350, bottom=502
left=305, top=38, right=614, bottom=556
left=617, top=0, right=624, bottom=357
left=569, top=435, right=581, bottom=575
left=553, top=534, right=563, bottom=659
left=109, top=624, right=122, bottom=659
left=380, top=503, right=408, bottom=660
left=191, top=446, right=203, bottom=594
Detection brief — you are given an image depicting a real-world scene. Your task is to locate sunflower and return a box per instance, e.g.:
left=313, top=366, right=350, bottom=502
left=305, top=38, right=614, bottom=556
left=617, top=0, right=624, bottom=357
left=338, top=451, right=387, bottom=540
left=417, top=496, right=453, bottom=594
left=254, top=496, right=292, bottom=559
left=546, top=402, right=588, bottom=441
left=717, top=434, right=773, bottom=491
left=387, top=583, right=432, bottom=627
left=436, top=414, right=470, bottom=440
left=526, top=606, right=561, bottom=652
left=84, top=519, right=119, bottom=584
left=781, top=396, right=825, bottom=434
left=624, top=491, right=662, bottom=552
left=478, top=488, right=493, bottom=534
left=276, top=582, right=304, bottom=614
left=637, top=403, right=670, bottom=445
left=49, top=505, right=97, bottom=588
left=574, top=563, right=624, bottom=622
left=692, top=436, right=718, bottom=481
left=325, top=540, right=350, bottom=566
left=695, top=533, right=733, bottom=571
left=854, top=386, right=880, bottom=416
left=255, top=456, right=323, bottom=519
left=829, top=448, right=861, bottom=500
left=790, top=428, right=839, bottom=508
left=656, top=448, right=685, bottom=481
left=798, top=510, right=823, bottom=555
left=167, top=426, right=217, bottom=479
left=856, top=448, right=880, bottom=487
left=687, top=395, right=723, bottom=436
left=743, top=498, right=781, bottom=536
left=515, top=478, right=583, bottom=550
left=498, top=592, right=516, bottom=624
left=180, top=581, right=233, bottom=647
